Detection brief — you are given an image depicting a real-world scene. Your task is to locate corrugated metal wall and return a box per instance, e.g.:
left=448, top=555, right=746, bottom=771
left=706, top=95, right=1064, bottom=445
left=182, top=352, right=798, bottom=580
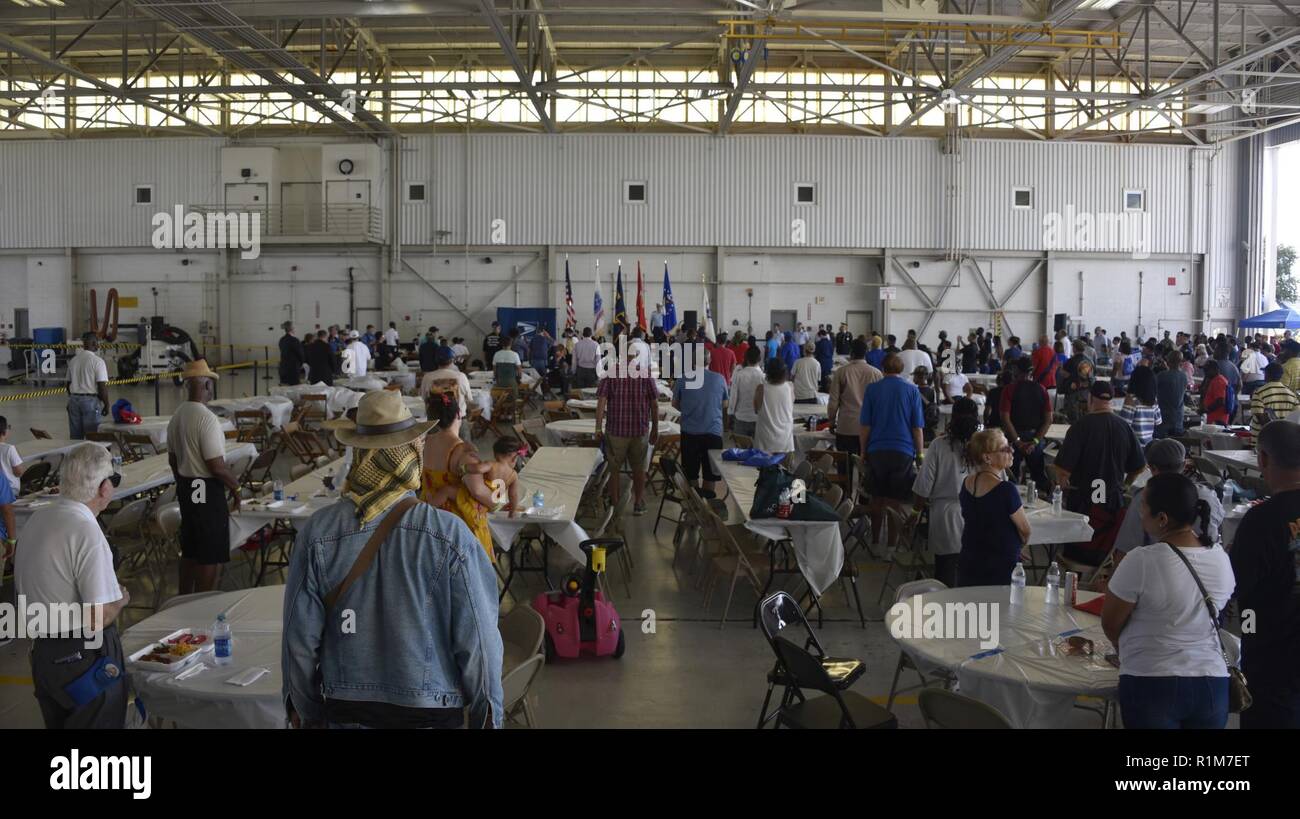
left=407, top=134, right=1214, bottom=253
left=0, top=138, right=222, bottom=248
left=0, top=133, right=1247, bottom=261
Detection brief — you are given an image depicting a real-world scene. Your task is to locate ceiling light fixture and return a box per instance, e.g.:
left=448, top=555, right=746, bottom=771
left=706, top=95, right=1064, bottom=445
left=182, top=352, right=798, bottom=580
left=1079, top=0, right=1123, bottom=9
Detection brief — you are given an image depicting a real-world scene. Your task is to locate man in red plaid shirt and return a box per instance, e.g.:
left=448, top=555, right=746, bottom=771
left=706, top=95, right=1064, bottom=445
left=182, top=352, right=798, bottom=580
left=596, top=341, right=660, bottom=517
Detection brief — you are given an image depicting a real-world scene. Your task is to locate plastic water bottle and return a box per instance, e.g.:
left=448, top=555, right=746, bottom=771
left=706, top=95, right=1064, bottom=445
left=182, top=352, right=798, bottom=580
left=1010, top=563, right=1026, bottom=606
left=1051, top=485, right=1063, bottom=515
left=273, top=480, right=284, bottom=501
left=212, top=614, right=232, bottom=666
left=532, top=490, right=545, bottom=509
left=1045, top=562, right=1061, bottom=606
left=1025, top=479, right=1036, bottom=507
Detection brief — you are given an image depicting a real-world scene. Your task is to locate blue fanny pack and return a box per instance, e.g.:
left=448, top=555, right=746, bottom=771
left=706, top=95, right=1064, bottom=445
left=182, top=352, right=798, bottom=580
left=63, top=655, right=124, bottom=708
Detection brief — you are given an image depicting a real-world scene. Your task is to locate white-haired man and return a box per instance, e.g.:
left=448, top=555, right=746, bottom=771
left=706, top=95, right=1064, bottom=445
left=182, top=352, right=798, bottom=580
left=16, top=443, right=130, bottom=729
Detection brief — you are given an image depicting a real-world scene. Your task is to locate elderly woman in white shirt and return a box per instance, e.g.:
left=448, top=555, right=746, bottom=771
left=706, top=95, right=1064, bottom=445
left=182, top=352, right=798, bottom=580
left=1102, top=472, right=1235, bottom=729
left=910, top=398, right=980, bottom=587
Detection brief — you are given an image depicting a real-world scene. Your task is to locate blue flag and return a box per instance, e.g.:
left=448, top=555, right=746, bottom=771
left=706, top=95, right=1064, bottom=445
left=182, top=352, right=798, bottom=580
left=614, top=263, right=629, bottom=334
left=662, top=263, right=677, bottom=331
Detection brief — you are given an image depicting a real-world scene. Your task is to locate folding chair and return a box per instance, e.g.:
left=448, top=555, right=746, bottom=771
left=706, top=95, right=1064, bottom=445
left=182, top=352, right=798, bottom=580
left=875, top=505, right=932, bottom=606
left=490, top=389, right=521, bottom=435
left=297, top=394, right=329, bottom=430
left=755, top=591, right=867, bottom=729
left=833, top=498, right=867, bottom=628
left=885, top=579, right=956, bottom=710
left=700, top=505, right=769, bottom=629
left=770, top=635, right=897, bottom=729
left=30, top=428, right=52, bottom=440
left=233, top=410, right=271, bottom=449
left=654, top=457, right=684, bottom=536
left=918, top=689, right=1012, bottom=729
left=85, top=431, right=121, bottom=456
left=501, top=655, right=544, bottom=728
left=239, top=448, right=277, bottom=495
left=648, top=434, right=681, bottom=494
left=18, top=460, right=51, bottom=496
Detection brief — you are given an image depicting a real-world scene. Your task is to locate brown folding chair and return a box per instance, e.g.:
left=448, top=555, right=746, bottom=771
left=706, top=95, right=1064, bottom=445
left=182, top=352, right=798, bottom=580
left=239, top=448, right=278, bottom=494
left=30, top=428, right=52, bottom=440
left=234, top=410, right=271, bottom=449
left=298, top=394, right=329, bottom=430
left=490, top=388, right=521, bottom=435
left=118, top=432, right=159, bottom=462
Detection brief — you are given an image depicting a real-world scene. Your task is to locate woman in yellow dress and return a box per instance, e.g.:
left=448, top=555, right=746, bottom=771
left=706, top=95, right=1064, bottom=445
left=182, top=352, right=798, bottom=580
left=420, top=389, right=498, bottom=562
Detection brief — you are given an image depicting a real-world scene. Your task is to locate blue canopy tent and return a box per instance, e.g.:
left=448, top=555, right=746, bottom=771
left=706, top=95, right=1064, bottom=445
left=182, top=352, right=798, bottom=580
left=1239, top=305, right=1300, bottom=330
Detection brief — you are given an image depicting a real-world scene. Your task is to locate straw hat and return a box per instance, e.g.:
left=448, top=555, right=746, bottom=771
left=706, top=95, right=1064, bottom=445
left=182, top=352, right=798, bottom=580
left=323, top=389, right=434, bottom=449
left=179, top=359, right=220, bottom=381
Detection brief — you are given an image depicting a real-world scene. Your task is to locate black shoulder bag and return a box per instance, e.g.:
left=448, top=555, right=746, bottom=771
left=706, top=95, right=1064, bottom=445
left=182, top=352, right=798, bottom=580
left=1165, top=543, right=1251, bottom=713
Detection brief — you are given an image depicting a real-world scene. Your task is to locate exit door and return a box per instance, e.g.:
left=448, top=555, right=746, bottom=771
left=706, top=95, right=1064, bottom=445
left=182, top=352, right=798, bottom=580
left=769, top=310, right=797, bottom=336
left=846, top=310, right=874, bottom=337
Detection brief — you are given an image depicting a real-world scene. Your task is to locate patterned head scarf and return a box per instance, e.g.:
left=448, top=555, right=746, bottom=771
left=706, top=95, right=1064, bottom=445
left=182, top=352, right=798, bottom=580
left=343, top=443, right=422, bottom=524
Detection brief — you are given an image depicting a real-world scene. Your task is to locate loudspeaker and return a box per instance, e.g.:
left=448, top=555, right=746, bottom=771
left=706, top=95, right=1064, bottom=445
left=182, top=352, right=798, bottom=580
left=1053, top=313, right=1067, bottom=333
left=683, top=310, right=698, bottom=332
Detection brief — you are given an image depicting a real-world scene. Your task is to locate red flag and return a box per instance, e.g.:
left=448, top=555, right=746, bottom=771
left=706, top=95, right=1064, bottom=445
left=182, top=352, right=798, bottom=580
left=636, top=261, right=647, bottom=331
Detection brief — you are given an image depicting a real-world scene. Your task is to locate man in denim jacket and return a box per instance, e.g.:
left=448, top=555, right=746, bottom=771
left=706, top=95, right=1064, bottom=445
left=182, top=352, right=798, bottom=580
left=282, top=390, right=503, bottom=728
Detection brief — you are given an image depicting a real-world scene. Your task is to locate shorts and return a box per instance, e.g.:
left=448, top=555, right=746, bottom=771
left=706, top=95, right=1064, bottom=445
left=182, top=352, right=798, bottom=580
left=177, top=476, right=232, bottom=565
left=681, top=433, right=724, bottom=482
left=866, top=450, right=916, bottom=502
left=732, top=418, right=756, bottom=438
left=605, top=434, right=648, bottom=474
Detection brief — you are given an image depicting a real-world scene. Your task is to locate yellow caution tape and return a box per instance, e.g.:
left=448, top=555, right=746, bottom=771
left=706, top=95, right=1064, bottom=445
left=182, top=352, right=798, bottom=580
left=0, top=361, right=262, bottom=403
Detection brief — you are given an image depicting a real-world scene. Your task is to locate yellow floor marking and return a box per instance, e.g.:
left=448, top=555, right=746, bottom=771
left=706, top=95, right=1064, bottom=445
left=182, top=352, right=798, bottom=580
left=0, top=675, right=34, bottom=686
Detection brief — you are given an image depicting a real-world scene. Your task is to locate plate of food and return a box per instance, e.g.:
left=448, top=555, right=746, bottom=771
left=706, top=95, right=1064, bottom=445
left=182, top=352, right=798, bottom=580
left=128, top=629, right=213, bottom=673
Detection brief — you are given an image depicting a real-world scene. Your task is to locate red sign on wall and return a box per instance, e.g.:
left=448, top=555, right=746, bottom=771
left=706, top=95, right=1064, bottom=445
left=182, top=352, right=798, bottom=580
left=1167, top=277, right=1177, bottom=286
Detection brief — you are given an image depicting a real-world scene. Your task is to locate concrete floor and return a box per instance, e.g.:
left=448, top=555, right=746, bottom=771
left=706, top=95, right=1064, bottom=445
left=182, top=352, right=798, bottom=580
left=0, top=376, right=1111, bottom=729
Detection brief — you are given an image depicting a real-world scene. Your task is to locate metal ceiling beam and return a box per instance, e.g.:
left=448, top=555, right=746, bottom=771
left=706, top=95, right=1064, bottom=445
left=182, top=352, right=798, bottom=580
left=474, top=0, right=555, bottom=132
left=889, top=0, right=1091, bottom=134
left=0, top=29, right=222, bottom=135
left=1058, top=25, right=1300, bottom=138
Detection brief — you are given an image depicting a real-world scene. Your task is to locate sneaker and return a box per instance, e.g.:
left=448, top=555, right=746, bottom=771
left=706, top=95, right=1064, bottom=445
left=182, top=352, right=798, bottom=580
left=697, top=488, right=717, bottom=500
left=633, top=500, right=647, bottom=516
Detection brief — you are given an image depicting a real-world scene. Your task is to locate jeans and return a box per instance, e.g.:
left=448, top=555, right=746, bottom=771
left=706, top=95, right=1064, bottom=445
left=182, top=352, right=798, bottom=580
left=1118, top=675, right=1229, bottom=729
left=67, top=395, right=101, bottom=440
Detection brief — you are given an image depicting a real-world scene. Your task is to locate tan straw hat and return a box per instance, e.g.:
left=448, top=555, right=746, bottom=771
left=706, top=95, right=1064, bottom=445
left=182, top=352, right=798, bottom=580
left=179, top=359, right=220, bottom=381
left=323, top=389, right=435, bottom=449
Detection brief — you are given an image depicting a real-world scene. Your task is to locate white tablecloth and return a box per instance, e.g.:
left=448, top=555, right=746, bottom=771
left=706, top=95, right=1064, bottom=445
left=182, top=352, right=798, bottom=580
left=887, top=585, right=1117, bottom=728
left=208, top=396, right=295, bottom=430
left=1204, top=448, right=1259, bottom=474
left=14, top=438, right=110, bottom=464
left=468, top=369, right=540, bottom=388
left=227, top=458, right=344, bottom=550
left=371, top=370, right=417, bottom=390
left=543, top=419, right=680, bottom=446
left=1187, top=425, right=1250, bottom=451
left=487, top=446, right=603, bottom=566
left=335, top=376, right=388, bottom=392
left=269, top=383, right=363, bottom=418
left=125, top=586, right=285, bottom=729
left=12, top=442, right=257, bottom=532
left=1020, top=496, right=1095, bottom=545
left=711, top=450, right=843, bottom=596
left=99, top=415, right=235, bottom=450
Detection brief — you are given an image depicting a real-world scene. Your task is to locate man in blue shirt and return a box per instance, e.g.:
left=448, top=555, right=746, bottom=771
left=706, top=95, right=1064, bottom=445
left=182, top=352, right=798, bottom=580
left=0, top=474, right=14, bottom=563
left=779, top=332, right=800, bottom=374
left=858, top=353, right=925, bottom=502
left=765, top=331, right=779, bottom=363
left=814, top=329, right=835, bottom=388
left=529, top=328, right=554, bottom=373
left=673, top=345, right=728, bottom=497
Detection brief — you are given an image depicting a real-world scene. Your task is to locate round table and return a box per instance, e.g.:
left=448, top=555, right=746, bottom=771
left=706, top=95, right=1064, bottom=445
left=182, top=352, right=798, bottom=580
left=125, top=586, right=285, bottom=729
left=886, top=585, right=1117, bottom=728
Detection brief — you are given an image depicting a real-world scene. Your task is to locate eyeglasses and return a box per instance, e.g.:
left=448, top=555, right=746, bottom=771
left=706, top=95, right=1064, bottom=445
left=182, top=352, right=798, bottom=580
left=997, top=445, right=1014, bottom=454
left=107, top=473, right=121, bottom=488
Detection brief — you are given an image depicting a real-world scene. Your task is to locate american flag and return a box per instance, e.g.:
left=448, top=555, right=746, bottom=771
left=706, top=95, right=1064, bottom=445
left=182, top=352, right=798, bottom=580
left=564, top=258, right=576, bottom=330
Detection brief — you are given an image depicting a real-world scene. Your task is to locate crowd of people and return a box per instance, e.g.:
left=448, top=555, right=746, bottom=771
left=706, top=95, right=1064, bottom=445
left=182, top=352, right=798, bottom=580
left=12, top=307, right=1300, bottom=731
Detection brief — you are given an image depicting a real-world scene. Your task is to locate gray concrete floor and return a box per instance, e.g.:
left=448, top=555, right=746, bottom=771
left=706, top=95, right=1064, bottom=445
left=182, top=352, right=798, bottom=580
left=0, top=376, right=1111, bottom=728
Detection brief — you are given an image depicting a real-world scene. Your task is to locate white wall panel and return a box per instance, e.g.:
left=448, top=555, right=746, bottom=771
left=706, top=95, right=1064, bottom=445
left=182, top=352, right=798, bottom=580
left=0, top=138, right=222, bottom=249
